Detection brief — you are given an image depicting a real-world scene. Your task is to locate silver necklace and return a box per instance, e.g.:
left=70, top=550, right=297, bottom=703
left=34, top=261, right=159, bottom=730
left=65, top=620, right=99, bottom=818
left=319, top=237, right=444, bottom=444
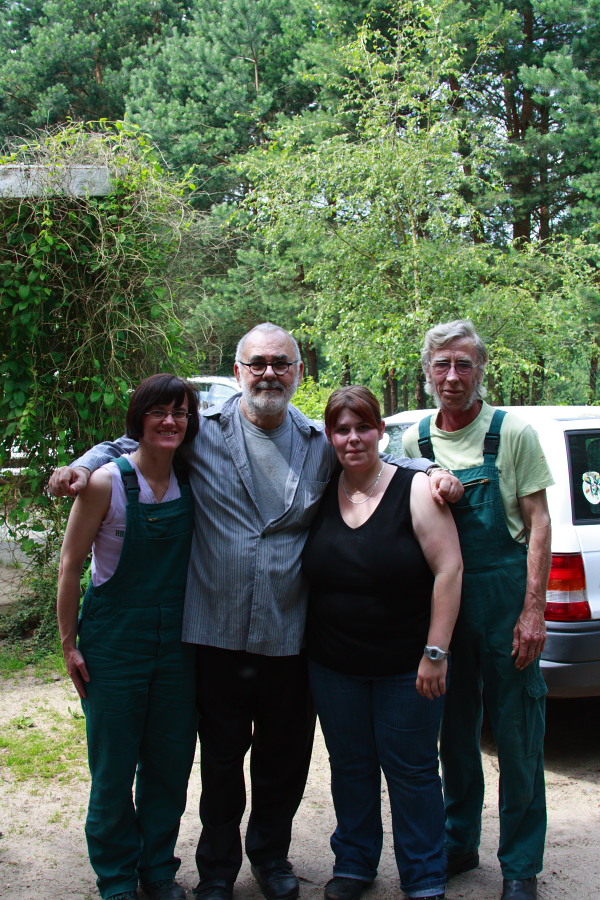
left=341, top=462, right=385, bottom=504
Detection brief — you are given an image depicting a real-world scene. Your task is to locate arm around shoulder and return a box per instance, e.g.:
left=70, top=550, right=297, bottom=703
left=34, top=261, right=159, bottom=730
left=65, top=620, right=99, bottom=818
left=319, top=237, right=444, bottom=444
left=49, top=436, right=137, bottom=498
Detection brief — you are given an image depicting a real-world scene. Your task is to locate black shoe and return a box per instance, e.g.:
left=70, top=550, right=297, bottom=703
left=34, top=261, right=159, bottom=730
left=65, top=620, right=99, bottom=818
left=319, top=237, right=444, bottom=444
left=109, top=893, right=140, bottom=900
left=501, top=877, right=537, bottom=900
left=446, top=850, right=479, bottom=878
left=192, top=881, right=233, bottom=900
left=251, top=859, right=299, bottom=900
left=141, top=879, right=186, bottom=900
left=324, top=877, right=371, bottom=900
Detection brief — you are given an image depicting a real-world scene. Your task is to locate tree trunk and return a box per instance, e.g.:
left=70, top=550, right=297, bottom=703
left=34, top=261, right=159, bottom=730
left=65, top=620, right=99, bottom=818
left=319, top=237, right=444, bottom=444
left=342, top=356, right=351, bottom=386
left=389, top=368, right=398, bottom=414
left=416, top=369, right=427, bottom=408
left=589, top=338, right=599, bottom=403
left=306, top=341, right=319, bottom=382
left=383, top=373, right=392, bottom=417
left=532, top=356, right=545, bottom=404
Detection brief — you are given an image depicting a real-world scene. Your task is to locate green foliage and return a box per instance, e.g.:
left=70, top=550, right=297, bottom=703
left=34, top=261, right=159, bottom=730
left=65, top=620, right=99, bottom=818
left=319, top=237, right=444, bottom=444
left=0, top=562, right=63, bottom=655
left=127, top=0, right=320, bottom=208
left=292, top=376, right=331, bottom=419
left=235, top=0, right=600, bottom=405
left=0, top=121, right=196, bottom=650
left=0, top=122, right=194, bottom=474
left=0, top=0, right=193, bottom=139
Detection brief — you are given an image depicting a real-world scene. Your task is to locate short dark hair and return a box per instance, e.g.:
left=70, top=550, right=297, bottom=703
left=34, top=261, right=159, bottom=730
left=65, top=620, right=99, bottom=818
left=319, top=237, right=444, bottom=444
left=126, top=374, right=200, bottom=444
left=324, top=385, right=382, bottom=434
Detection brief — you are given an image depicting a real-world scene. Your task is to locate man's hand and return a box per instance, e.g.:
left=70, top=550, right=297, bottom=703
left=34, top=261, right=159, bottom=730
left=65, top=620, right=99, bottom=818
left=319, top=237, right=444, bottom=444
left=429, top=468, right=464, bottom=505
left=512, top=607, right=547, bottom=670
left=49, top=466, right=90, bottom=498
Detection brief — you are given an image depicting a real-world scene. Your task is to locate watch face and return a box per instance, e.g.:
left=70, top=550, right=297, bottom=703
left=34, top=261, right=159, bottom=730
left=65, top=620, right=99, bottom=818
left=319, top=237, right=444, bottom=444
left=425, top=646, right=447, bottom=660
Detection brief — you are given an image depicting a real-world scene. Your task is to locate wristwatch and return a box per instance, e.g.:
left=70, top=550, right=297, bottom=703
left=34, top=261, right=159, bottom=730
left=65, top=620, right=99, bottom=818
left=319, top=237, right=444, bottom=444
left=423, top=645, right=450, bottom=661
left=425, top=464, right=451, bottom=476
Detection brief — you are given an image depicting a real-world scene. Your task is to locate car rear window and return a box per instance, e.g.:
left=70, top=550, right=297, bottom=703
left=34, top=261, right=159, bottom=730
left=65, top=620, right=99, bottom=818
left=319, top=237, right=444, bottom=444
left=566, top=430, right=600, bottom=524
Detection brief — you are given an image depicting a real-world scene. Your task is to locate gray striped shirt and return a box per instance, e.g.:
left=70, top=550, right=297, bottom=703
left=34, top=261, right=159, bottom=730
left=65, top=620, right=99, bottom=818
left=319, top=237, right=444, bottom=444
left=74, top=395, right=430, bottom=656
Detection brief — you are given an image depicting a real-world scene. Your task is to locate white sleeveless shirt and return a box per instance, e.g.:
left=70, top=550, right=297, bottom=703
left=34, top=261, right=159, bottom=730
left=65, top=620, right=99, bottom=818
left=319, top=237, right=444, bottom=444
left=91, top=455, right=181, bottom=586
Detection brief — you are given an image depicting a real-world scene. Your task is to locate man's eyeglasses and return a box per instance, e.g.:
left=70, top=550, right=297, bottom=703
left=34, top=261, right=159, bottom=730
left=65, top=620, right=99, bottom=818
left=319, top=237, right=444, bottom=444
left=145, top=409, right=191, bottom=420
left=430, top=360, right=477, bottom=376
left=238, top=359, right=299, bottom=377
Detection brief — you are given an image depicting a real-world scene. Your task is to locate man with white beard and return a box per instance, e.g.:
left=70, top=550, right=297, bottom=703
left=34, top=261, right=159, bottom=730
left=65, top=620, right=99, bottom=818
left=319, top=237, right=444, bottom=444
left=403, top=320, right=553, bottom=900
left=50, top=322, right=461, bottom=900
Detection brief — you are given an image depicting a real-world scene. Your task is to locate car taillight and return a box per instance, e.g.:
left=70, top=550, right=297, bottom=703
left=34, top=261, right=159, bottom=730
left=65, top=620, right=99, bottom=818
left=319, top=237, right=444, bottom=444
left=545, top=553, right=591, bottom=621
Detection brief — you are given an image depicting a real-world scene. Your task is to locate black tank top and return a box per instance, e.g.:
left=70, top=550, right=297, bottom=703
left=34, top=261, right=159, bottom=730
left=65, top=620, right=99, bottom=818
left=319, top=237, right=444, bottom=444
left=303, top=467, right=433, bottom=676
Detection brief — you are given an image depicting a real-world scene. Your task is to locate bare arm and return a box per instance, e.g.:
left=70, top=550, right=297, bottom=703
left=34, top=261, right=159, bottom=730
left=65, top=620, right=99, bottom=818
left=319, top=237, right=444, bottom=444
left=57, top=468, right=112, bottom=698
left=410, top=472, right=463, bottom=699
left=512, top=489, right=552, bottom=670
left=48, top=437, right=137, bottom=497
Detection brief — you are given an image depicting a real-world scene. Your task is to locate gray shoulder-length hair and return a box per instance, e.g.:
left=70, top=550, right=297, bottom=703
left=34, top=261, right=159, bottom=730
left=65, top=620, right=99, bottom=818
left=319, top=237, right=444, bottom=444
left=421, top=319, right=488, bottom=400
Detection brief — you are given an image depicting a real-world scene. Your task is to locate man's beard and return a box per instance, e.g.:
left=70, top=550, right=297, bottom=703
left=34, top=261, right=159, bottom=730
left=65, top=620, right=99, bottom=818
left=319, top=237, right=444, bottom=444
left=242, top=375, right=299, bottom=416
left=429, top=379, right=481, bottom=412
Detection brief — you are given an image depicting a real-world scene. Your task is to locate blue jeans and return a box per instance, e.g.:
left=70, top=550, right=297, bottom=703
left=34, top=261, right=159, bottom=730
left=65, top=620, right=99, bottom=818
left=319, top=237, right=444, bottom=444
left=309, top=660, right=446, bottom=898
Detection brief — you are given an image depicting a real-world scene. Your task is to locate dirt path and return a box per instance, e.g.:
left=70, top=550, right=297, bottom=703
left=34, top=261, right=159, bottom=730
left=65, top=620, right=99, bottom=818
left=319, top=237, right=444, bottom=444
left=1, top=671, right=599, bottom=900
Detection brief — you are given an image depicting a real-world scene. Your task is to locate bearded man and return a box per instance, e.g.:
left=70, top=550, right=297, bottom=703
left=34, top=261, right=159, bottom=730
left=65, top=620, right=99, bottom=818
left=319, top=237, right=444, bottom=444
left=403, top=320, right=553, bottom=900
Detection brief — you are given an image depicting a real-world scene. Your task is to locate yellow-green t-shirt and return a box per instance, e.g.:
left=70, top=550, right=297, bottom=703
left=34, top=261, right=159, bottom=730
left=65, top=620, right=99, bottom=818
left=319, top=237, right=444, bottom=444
left=402, top=402, right=554, bottom=543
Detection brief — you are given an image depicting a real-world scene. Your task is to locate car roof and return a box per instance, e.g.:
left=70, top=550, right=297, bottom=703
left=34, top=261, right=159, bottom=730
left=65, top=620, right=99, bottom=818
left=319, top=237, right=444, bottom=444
left=188, top=375, right=238, bottom=388
left=384, top=405, right=600, bottom=426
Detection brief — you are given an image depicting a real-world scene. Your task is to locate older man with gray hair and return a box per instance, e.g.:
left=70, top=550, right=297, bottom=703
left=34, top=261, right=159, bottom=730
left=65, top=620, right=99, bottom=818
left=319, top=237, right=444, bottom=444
left=403, top=320, right=553, bottom=900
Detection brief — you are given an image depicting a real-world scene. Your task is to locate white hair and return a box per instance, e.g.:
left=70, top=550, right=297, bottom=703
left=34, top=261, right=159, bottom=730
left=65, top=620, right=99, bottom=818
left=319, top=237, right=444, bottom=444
left=422, top=319, right=487, bottom=401
left=235, top=322, right=300, bottom=362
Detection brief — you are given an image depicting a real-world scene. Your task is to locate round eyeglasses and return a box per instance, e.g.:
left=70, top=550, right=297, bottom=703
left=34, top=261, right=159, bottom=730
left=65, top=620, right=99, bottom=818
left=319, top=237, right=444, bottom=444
left=238, top=359, right=299, bottom=377
left=144, top=409, right=191, bottom=420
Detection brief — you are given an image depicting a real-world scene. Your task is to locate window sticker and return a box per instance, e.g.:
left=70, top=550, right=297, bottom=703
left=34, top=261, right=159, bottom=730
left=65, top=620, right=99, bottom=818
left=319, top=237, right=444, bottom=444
left=582, top=471, right=600, bottom=505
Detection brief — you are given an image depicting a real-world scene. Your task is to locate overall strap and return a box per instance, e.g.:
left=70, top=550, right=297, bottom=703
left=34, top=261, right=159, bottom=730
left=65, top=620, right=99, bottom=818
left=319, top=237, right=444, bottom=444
left=418, top=415, right=435, bottom=462
left=483, top=408, right=507, bottom=464
left=114, top=456, right=140, bottom=502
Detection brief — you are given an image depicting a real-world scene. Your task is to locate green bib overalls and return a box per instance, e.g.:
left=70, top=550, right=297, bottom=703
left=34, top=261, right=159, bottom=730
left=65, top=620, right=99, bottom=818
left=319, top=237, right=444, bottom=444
left=79, top=457, right=198, bottom=899
left=418, top=411, right=547, bottom=880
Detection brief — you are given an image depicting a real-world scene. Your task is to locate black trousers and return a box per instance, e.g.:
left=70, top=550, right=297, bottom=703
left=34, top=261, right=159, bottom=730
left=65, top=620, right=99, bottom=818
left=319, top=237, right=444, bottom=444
left=195, top=646, right=316, bottom=884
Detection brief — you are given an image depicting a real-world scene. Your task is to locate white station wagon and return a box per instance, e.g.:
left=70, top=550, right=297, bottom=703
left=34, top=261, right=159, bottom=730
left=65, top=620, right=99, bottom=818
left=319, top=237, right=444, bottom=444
left=380, top=405, right=600, bottom=698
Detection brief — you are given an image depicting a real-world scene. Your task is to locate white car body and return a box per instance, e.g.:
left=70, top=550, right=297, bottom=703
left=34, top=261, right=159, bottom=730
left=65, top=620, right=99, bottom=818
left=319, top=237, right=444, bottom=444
left=380, top=405, right=600, bottom=698
left=189, top=376, right=239, bottom=410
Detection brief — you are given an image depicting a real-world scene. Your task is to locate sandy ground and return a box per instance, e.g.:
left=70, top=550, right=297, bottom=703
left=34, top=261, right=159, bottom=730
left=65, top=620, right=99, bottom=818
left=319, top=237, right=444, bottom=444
left=1, top=673, right=599, bottom=900
left=1, top=546, right=599, bottom=900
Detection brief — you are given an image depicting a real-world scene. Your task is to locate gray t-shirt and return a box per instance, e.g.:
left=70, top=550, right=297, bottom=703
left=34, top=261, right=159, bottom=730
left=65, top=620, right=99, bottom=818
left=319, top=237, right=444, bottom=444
left=239, top=408, right=293, bottom=522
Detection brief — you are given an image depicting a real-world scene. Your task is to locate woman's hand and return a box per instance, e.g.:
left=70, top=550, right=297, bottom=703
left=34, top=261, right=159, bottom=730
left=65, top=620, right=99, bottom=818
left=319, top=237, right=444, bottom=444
left=63, top=645, right=90, bottom=699
left=416, top=656, right=448, bottom=700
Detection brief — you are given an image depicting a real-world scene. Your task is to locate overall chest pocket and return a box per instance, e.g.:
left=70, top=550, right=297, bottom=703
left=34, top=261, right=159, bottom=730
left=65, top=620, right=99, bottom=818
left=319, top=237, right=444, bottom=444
left=451, top=477, right=497, bottom=562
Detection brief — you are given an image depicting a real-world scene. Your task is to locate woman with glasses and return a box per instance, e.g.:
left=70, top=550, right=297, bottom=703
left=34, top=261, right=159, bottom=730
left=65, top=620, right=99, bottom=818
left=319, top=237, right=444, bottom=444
left=57, top=374, right=200, bottom=900
left=303, top=386, right=462, bottom=900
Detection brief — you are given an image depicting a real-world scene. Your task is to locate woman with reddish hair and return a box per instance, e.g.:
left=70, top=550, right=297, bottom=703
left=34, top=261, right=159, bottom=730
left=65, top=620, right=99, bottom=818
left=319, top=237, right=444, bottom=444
left=303, top=386, right=462, bottom=900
